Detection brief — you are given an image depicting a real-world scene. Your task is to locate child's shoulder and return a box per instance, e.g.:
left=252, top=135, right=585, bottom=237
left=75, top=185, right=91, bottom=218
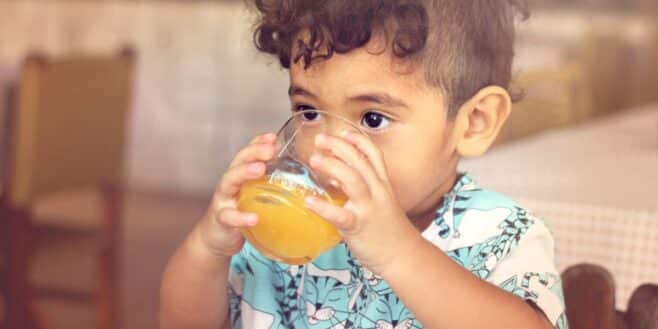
left=424, top=173, right=556, bottom=280
left=443, top=173, right=546, bottom=225
left=427, top=173, right=553, bottom=257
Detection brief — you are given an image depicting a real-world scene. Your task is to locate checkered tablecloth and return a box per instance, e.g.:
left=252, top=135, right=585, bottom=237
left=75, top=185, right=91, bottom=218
left=461, top=104, right=658, bottom=310
left=517, top=198, right=658, bottom=310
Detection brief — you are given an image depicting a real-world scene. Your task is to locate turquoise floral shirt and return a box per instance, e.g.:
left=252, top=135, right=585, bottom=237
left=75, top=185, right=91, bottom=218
left=228, top=173, right=568, bottom=328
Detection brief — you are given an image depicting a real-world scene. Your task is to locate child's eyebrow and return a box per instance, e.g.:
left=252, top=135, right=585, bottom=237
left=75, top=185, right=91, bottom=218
left=348, top=92, right=409, bottom=109
left=289, top=84, right=409, bottom=110
left=288, top=85, right=316, bottom=99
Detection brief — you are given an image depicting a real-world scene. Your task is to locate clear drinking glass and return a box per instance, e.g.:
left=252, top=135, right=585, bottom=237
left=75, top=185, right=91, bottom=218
left=237, top=110, right=365, bottom=265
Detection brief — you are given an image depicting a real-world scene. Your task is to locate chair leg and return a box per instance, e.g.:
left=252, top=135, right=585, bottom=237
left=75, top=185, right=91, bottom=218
left=98, top=186, right=122, bottom=329
left=3, top=206, right=37, bottom=329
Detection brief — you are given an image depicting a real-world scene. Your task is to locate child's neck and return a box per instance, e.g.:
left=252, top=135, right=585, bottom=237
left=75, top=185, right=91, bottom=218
left=407, top=171, right=459, bottom=232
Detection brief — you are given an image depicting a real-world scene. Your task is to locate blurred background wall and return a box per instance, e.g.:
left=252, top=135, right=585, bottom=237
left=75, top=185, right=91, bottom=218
left=0, top=0, right=656, bottom=196
left=0, top=1, right=291, bottom=197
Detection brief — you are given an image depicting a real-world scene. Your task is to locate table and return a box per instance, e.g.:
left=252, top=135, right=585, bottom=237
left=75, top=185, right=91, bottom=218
left=461, top=104, right=658, bottom=310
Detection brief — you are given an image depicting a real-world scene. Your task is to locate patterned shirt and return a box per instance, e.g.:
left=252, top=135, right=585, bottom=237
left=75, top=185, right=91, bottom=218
left=228, top=173, right=568, bottom=328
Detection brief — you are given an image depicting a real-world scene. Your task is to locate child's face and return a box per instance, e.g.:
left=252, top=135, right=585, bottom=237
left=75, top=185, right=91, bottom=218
left=288, top=38, right=461, bottom=221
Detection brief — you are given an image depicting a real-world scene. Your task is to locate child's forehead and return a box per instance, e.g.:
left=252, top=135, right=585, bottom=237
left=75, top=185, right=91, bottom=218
left=289, top=41, right=429, bottom=96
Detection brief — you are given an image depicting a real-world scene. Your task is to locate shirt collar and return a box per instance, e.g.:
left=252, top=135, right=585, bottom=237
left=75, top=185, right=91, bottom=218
left=435, top=172, right=475, bottom=218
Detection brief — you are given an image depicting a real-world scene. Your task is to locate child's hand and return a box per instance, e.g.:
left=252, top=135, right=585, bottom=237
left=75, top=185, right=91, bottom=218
left=305, top=132, right=421, bottom=275
left=196, top=133, right=277, bottom=258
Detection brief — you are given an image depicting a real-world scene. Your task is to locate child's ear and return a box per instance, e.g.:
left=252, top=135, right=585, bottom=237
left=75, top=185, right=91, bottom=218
left=454, top=86, right=512, bottom=157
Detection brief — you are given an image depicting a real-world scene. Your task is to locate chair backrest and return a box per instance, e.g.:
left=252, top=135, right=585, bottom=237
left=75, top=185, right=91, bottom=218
left=498, top=60, right=591, bottom=144
left=650, top=27, right=658, bottom=103
left=610, top=24, right=658, bottom=109
left=639, top=26, right=658, bottom=105
left=575, top=29, right=630, bottom=115
left=6, top=48, right=135, bottom=208
left=628, top=0, right=658, bottom=11
left=562, top=263, right=619, bottom=329
left=625, top=284, right=658, bottom=329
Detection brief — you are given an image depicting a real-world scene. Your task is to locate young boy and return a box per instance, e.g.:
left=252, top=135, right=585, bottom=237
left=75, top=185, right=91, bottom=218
left=161, top=1, right=568, bottom=328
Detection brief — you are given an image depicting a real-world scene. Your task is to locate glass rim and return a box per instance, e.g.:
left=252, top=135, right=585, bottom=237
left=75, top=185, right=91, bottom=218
left=276, top=110, right=368, bottom=137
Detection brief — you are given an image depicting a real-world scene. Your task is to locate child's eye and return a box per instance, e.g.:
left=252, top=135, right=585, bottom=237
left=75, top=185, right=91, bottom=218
left=360, top=111, right=390, bottom=130
left=302, top=111, right=320, bottom=121
left=294, top=105, right=321, bottom=122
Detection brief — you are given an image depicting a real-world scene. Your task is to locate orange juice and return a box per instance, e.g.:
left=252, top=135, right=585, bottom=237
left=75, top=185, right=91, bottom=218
left=237, top=176, right=345, bottom=265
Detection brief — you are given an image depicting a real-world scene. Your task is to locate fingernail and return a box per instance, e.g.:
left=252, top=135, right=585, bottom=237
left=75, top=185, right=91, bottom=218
left=342, top=131, right=356, bottom=142
left=249, top=163, right=263, bottom=173
left=305, top=196, right=317, bottom=206
left=245, top=214, right=258, bottom=225
left=310, top=154, right=323, bottom=167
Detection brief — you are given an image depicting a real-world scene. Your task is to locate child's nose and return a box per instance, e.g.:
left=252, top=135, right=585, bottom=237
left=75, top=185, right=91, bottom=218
left=325, top=122, right=348, bottom=138
left=321, top=112, right=360, bottom=138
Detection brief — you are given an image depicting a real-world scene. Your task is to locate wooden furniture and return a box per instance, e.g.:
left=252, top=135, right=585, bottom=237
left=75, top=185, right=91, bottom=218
left=562, top=263, right=658, bottom=329
left=0, top=47, right=135, bottom=329
left=515, top=10, right=657, bottom=123
left=562, top=263, right=621, bottom=329
left=630, top=26, right=658, bottom=107
left=625, top=284, right=658, bottom=329
left=498, top=61, right=591, bottom=145
left=574, top=29, right=633, bottom=116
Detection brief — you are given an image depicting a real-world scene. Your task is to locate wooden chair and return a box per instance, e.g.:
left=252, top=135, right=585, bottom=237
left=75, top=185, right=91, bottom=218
left=562, top=263, right=620, bottom=329
left=497, top=60, right=592, bottom=145
left=574, top=30, right=630, bottom=116
left=627, top=0, right=658, bottom=11
left=644, top=27, right=658, bottom=104
left=0, top=47, right=135, bottom=329
left=625, top=284, right=658, bottom=329
left=562, top=263, right=658, bottom=329
left=634, top=26, right=658, bottom=106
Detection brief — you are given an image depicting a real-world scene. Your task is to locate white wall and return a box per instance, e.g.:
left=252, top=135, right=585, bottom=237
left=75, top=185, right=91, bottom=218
left=0, top=1, right=290, bottom=195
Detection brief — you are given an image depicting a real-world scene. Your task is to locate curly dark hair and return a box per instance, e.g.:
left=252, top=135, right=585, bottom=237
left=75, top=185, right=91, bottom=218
left=251, top=0, right=529, bottom=115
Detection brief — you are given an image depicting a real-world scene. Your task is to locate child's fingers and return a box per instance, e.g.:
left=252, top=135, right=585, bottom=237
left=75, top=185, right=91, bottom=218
left=217, top=162, right=266, bottom=198
left=309, top=154, right=370, bottom=203
left=316, top=134, right=380, bottom=189
left=246, top=132, right=276, bottom=146
left=305, top=197, right=356, bottom=233
left=343, top=132, right=389, bottom=182
left=215, top=207, right=259, bottom=228
left=229, top=144, right=275, bottom=169
left=229, top=140, right=276, bottom=169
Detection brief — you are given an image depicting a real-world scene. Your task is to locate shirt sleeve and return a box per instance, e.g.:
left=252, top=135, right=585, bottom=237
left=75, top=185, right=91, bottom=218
left=487, top=219, right=569, bottom=329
